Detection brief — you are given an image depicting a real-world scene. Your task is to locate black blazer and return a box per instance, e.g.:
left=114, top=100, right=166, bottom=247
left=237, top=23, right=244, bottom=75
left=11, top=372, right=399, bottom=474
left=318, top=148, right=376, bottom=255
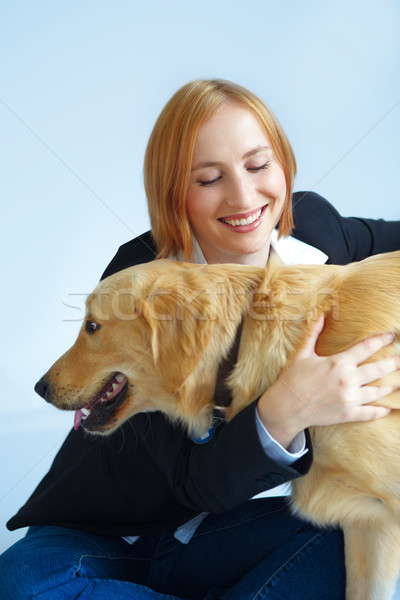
left=7, top=192, right=400, bottom=537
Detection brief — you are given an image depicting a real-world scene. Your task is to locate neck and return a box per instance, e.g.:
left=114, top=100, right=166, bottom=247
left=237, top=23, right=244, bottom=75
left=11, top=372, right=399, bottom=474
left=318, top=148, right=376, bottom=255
left=200, top=243, right=271, bottom=268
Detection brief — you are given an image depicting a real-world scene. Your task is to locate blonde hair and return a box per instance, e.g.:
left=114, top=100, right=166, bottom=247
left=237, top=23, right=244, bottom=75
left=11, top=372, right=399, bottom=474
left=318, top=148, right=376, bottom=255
left=144, top=79, right=297, bottom=259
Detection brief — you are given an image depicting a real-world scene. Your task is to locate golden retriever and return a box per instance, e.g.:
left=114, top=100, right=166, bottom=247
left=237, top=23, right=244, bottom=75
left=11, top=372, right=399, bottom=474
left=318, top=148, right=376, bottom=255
left=35, top=252, right=400, bottom=600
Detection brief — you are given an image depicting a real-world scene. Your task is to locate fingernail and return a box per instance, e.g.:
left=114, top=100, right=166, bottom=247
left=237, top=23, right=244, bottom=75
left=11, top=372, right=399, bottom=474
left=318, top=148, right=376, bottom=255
left=385, top=333, right=394, bottom=342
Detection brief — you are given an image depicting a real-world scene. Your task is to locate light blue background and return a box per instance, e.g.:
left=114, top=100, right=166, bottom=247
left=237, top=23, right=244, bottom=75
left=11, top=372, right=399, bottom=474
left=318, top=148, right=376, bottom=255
left=1, top=0, right=399, bottom=591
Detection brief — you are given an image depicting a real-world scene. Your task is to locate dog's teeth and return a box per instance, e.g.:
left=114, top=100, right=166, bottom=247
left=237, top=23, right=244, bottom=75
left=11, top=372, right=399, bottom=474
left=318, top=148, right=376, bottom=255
left=115, top=374, right=125, bottom=383
left=100, top=390, right=113, bottom=402
left=111, top=383, right=118, bottom=392
left=81, top=407, right=91, bottom=416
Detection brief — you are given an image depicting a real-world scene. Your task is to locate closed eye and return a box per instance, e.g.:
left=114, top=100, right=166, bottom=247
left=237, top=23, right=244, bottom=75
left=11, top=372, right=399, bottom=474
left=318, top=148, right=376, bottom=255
left=197, top=175, right=222, bottom=187
left=247, top=161, right=270, bottom=173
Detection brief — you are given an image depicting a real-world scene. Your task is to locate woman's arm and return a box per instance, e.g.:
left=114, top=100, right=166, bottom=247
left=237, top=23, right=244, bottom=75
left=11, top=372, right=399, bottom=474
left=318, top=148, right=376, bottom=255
left=136, top=402, right=312, bottom=513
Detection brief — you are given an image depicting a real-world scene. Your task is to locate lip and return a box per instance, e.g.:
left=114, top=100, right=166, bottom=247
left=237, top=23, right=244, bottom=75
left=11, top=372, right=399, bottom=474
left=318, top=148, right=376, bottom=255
left=218, top=205, right=268, bottom=233
left=77, top=382, right=128, bottom=432
left=73, top=373, right=128, bottom=431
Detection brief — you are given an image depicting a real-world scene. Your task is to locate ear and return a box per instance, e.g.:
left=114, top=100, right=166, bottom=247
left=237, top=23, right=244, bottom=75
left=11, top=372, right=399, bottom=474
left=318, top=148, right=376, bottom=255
left=140, top=284, right=215, bottom=390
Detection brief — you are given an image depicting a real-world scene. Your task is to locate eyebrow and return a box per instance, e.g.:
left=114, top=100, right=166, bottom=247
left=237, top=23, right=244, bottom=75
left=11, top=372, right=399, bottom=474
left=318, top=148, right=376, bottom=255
left=191, top=145, right=272, bottom=172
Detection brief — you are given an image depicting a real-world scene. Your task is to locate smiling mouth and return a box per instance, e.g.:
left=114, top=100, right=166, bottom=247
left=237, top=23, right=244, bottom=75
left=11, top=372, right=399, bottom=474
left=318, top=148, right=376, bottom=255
left=219, top=205, right=267, bottom=227
left=74, top=373, right=128, bottom=431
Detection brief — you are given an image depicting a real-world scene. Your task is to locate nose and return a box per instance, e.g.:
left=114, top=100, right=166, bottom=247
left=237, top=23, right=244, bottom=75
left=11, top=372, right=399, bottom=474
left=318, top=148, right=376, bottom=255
left=226, top=173, right=254, bottom=209
left=35, top=376, right=51, bottom=402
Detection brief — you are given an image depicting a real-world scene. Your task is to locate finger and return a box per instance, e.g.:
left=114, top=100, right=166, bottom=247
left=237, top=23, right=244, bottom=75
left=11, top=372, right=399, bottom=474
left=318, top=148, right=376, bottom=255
left=297, top=316, right=325, bottom=359
left=340, top=332, right=395, bottom=365
left=346, top=405, right=391, bottom=422
left=347, top=383, right=396, bottom=407
left=355, top=356, right=400, bottom=387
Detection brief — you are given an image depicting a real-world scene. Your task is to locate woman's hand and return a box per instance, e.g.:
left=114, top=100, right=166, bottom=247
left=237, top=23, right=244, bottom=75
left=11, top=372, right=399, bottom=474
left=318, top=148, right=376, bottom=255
left=257, top=317, right=400, bottom=449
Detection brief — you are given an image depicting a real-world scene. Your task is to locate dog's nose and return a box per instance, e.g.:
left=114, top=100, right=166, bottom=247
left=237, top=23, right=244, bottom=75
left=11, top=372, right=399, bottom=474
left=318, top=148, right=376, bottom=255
left=34, top=376, right=51, bottom=402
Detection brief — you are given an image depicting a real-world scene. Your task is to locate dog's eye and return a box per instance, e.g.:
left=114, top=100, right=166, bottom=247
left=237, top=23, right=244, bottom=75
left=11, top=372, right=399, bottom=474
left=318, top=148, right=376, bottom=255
left=85, top=320, right=101, bottom=334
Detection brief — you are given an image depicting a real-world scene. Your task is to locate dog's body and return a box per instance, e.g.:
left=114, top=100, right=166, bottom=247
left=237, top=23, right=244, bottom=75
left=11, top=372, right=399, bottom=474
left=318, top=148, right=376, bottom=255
left=36, top=252, right=400, bottom=600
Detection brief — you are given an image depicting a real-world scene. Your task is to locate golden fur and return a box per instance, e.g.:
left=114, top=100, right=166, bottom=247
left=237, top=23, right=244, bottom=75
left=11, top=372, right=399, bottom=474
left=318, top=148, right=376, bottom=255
left=38, top=252, right=400, bottom=600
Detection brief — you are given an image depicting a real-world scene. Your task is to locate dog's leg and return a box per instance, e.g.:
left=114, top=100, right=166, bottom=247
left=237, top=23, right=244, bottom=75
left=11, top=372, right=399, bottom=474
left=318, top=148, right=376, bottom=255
left=344, top=522, right=400, bottom=600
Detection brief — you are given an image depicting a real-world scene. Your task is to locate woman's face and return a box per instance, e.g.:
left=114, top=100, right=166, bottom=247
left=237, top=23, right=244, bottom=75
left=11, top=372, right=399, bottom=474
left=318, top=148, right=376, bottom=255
left=186, top=102, right=287, bottom=266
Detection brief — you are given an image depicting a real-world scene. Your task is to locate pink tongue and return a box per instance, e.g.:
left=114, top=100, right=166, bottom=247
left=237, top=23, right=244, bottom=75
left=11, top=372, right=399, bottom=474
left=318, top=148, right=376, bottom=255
left=74, top=410, right=85, bottom=431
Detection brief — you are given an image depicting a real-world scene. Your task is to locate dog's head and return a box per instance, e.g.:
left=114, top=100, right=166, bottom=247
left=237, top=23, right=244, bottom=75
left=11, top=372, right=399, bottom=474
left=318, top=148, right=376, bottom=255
left=35, top=260, right=264, bottom=436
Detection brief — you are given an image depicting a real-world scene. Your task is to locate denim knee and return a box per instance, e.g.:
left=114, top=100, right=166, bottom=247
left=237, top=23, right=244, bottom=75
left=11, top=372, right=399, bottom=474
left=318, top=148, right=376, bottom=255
left=0, top=534, right=45, bottom=599
left=0, top=527, right=92, bottom=599
left=0, top=528, right=182, bottom=600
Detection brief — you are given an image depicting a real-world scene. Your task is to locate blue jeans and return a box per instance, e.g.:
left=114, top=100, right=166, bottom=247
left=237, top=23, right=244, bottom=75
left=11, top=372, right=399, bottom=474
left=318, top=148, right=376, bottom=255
left=0, top=498, right=345, bottom=599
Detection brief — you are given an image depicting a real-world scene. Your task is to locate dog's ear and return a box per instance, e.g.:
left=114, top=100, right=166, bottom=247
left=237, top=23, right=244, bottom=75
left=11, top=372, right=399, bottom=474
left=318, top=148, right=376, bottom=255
left=139, top=285, right=216, bottom=390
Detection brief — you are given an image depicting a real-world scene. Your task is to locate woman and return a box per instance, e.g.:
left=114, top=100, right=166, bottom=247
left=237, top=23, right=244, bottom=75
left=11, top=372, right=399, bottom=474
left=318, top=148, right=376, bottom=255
left=1, top=79, right=400, bottom=599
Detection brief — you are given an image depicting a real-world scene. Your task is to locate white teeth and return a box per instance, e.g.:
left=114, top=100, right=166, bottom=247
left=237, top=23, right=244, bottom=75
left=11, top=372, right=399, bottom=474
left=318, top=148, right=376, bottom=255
left=101, top=390, right=113, bottom=402
left=99, top=374, right=126, bottom=403
left=81, top=407, right=91, bottom=416
left=222, top=208, right=262, bottom=227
